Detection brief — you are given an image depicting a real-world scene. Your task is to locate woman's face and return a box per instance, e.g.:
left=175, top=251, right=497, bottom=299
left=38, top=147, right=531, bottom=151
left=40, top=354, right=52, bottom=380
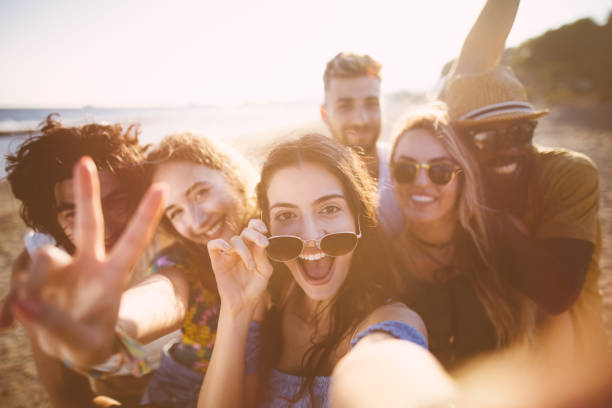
left=392, top=128, right=461, bottom=226
left=153, top=160, right=243, bottom=245
left=266, top=162, right=357, bottom=301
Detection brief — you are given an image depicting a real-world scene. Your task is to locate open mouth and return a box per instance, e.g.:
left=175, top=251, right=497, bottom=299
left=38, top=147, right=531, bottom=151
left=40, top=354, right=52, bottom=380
left=297, top=252, right=335, bottom=285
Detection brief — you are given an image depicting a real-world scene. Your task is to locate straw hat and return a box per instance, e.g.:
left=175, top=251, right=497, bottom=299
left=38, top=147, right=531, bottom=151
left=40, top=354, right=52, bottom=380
left=443, top=64, right=549, bottom=128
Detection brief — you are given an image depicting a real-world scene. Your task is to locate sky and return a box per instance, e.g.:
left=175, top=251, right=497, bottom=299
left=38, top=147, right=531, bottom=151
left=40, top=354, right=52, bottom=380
left=1, top=0, right=610, bottom=108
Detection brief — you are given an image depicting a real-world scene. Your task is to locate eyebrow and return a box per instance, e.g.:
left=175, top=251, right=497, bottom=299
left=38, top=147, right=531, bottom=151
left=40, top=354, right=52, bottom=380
left=100, top=188, right=128, bottom=204
left=269, top=193, right=346, bottom=211
left=334, top=98, right=355, bottom=104
left=56, top=201, right=75, bottom=213
left=185, top=181, right=208, bottom=197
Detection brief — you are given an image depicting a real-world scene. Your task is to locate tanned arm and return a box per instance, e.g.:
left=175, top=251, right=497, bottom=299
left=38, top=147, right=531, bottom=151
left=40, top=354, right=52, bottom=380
left=451, top=0, right=520, bottom=76
left=493, top=215, right=592, bottom=315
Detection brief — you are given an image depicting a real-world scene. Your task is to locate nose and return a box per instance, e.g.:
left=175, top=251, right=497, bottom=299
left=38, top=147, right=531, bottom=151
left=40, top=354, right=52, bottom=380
left=102, top=208, right=129, bottom=248
left=413, top=165, right=429, bottom=186
left=349, top=106, right=368, bottom=127
left=300, top=215, right=324, bottom=248
left=188, top=203, right=210, bottom=233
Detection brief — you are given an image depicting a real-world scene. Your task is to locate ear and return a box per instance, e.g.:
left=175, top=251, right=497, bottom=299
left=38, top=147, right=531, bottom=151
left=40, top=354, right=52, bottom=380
left=320, top=104, right=328, bottom=123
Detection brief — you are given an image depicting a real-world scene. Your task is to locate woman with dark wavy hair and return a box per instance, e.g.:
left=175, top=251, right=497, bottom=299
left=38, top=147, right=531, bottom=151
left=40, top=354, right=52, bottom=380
left=198, top=133, right=427, bottom=407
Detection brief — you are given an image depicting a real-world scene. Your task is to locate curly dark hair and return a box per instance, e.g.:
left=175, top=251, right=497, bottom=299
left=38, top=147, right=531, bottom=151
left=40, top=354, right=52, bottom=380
left=5, top=114, right=146, bottom=253
left=256, top=133, right=398, bottom=402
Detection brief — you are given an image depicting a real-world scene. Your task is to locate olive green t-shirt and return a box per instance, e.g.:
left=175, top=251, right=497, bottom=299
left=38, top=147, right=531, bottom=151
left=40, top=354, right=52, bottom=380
left=522, top=146, right=604, bottom=346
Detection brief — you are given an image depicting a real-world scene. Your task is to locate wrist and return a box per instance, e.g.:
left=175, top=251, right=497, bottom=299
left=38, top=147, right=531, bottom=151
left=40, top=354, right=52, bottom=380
left=219, top=302, right=256, bottom=326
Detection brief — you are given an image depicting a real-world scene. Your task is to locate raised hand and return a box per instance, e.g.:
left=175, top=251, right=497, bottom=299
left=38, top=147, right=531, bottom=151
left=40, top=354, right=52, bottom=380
left=207, top=219, right=273, bottom=317
left=10, top=157, right=166, bottom=367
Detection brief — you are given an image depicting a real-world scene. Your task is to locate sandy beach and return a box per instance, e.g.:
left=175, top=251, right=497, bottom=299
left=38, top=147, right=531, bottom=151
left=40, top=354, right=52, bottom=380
left=0, top=101, right=611, bottom=407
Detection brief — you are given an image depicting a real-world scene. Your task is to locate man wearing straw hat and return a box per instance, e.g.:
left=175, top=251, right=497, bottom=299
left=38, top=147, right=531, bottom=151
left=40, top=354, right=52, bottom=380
left=442, top=62, right=605, bottom=348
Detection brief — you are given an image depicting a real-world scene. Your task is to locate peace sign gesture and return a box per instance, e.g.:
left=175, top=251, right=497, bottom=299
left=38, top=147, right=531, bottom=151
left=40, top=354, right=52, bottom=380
left=11, top=157, right=166, bottom=367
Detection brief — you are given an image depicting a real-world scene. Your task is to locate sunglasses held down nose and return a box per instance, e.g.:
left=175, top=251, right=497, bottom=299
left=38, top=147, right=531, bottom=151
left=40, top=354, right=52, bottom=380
left=264, top=216, right=362, bottom=262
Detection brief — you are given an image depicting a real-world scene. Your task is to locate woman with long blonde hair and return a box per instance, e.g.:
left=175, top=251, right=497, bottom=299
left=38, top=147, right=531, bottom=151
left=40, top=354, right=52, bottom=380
left=389, top=102, right=535, bottom=368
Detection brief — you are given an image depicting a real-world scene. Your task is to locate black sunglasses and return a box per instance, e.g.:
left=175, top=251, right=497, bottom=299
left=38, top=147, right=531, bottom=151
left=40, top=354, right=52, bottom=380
left=391, top=160, right=461, bottom=186
left=465, top=121, right=537, bottom=153
left=265, top=218, right=362, bottom=262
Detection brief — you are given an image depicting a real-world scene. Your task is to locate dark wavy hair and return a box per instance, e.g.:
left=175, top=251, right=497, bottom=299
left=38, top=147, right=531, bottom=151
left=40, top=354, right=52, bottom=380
left=144, top=132, right=258, bottom=279
left=256, top=133, right=397, bottom=402
left=5, top=114, right=146, bottom=253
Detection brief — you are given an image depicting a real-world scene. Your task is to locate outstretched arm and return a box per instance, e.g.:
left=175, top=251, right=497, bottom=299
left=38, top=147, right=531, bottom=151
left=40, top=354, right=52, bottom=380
left=332, top=317, right=612, bottom=408
left=451, top=0, right=520, bottom=76
left=493, top=214, right=592, bottom=315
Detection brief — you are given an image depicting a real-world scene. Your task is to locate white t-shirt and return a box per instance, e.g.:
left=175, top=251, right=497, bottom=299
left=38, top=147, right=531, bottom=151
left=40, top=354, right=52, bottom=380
left=376, top=142, right=405, bottom=237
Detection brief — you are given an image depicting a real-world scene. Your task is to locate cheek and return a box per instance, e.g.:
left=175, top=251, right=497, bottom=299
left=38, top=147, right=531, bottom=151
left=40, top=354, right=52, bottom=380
left=440, top=182, right=461, bottom=210
left=57, top=216, right=75, bottom=239
left=392, top=182, right=410, bottom=205
left=168, top=216, right=189, bottom=238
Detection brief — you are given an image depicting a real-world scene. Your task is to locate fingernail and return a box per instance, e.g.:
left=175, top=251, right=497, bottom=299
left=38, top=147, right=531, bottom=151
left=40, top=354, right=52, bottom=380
left=13, top=299, right=42, bottom=321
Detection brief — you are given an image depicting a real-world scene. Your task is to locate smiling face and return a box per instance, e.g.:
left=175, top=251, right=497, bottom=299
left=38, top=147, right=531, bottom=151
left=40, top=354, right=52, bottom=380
left=462, top=119, right=536, bottom=212
left=322, top=76, right=382, bottom=155
left=54, top=170, right=133, bottom=250
left=392, top=128, right=461, bottom=226
left=152, top=160, right=243, bottom=246
left=266, top=162, right=357, bottom=301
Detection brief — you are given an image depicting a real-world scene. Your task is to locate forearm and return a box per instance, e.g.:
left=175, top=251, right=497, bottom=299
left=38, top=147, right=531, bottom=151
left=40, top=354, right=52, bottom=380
left=198, top=305, right=255, bottom=408
left=332, top=338, right=456, bottom=408
left=117, top=268, right=188, bottom=344
left=79, top=268, right=188, bottom=365
left=493, top=215, right=591, bottom=314
left=453, top=0, right=520, bottom=75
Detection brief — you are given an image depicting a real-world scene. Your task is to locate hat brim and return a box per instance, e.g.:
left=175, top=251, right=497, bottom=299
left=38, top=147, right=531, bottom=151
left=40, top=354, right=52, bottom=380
left=452, top=109, right=549, bottom=128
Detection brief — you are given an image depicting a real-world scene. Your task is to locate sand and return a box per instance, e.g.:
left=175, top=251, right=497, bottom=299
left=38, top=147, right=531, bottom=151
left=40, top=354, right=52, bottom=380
left=0, top=102, right=611, bottom=407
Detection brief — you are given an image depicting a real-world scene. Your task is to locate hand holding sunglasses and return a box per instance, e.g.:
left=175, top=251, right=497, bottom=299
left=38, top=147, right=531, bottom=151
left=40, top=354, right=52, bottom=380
left=207, top=219, right=274, bottom=315
left=265, top=218, right=362, bottom=262
left=464, top=120, right=537, bottom=153
left=391, top=160, right=462, bottom=186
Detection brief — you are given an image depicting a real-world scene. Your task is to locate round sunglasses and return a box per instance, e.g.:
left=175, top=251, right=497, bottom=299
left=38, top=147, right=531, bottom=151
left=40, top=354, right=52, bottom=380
left=465, top=121, right=537, bottom=153
left=265, top=219, right=362, bottom=262
left=391, top=160, right=462, bottom=186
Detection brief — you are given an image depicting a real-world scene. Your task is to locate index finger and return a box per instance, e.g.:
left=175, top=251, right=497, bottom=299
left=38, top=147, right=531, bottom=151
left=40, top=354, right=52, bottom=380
left=73, top=157, right=105, bottom=260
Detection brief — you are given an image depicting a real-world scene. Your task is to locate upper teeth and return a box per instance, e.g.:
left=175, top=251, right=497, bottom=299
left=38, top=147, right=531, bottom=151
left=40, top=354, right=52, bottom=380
left=412, top=195, right=434, bottom=203
left=299, top=252, right=325, bottom=261
left=204, top=219, right=223, bottom=237
left=493, top=163, right=517, bottom=174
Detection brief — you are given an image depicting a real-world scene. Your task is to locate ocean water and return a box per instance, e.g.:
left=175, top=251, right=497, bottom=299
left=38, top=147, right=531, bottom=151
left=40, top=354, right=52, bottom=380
left=0, top=93, right=423, bottom=179
left=0, top=101, right=324, bottom=179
